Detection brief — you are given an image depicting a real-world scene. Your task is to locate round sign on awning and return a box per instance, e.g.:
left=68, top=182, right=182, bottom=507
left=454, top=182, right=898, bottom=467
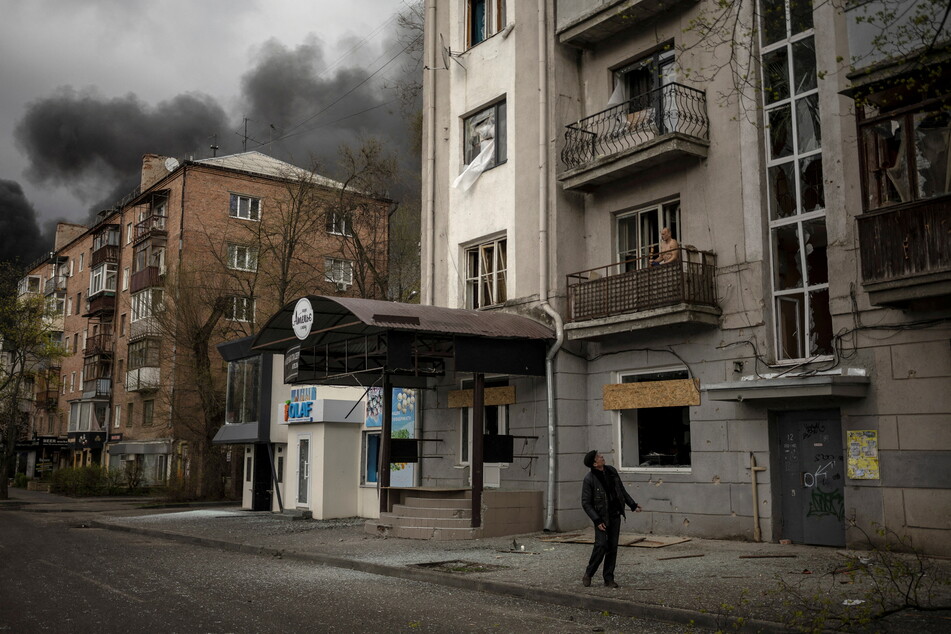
left=292, top=297, right=314, bottom=340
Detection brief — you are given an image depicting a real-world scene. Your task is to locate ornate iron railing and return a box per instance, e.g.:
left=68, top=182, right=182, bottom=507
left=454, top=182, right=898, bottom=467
left=84, top=331, right=114, bottom=357
left=566, top=248, right=717, bottom=323
left=857, top=199, right=951, bottom=285
left=561, top=83, right=708, bottom=170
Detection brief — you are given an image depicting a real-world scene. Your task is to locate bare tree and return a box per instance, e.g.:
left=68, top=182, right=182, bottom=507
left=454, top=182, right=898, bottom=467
left=0, top=263, right=64, bottom=499
left=149, top=265, right=233, bottom=498
left=678, top=0, right=950, bottom=113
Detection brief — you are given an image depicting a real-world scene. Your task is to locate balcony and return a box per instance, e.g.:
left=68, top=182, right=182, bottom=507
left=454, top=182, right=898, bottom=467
left=134, top=214, right=168, bottom=244
left=83, top=293, right=116, bottom=317
left=84, top=332, right=114, bottom=357
left=556, top=0, right=695, bottom=47
left=129, top=319, right=162, bottom=342
left=82, top=378, right=112, bottom=399
left=559, top=83, right=709, bottom=191
left=130, top=265, right=164, bottom=293
left=857, top=198, right=951, bottom=307
left=91, top=244, right=119, bottom=267
left=34, top=389, right=58, bottom=409
left=126, top=367, right=160, bottom=392
left=44, top=275, right=67, bottom=295
left=564, top=248, right=719, bottom=339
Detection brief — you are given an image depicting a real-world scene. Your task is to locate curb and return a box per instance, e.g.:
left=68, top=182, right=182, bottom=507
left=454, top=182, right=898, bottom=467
left=90, top=520, right=789, bottom=633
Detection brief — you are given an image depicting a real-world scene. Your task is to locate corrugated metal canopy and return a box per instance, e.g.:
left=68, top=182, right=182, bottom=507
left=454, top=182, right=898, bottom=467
left=251, top=296, right=554, bottom=352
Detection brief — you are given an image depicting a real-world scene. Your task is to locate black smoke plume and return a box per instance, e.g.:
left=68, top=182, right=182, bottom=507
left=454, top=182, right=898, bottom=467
left=0, top=179, right=48, bottom=267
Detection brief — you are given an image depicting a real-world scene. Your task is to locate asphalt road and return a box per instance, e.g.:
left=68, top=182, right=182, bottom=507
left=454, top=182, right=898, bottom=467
left=0, top=510, right=704, bottom=633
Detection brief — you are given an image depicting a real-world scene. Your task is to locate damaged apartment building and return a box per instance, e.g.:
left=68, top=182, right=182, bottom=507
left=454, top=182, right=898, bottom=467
left=405, top=0, right=949, bottom=552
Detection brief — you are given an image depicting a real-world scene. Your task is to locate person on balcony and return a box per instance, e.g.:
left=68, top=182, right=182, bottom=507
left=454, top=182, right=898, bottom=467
left=651, top=227, right=680, bottom=266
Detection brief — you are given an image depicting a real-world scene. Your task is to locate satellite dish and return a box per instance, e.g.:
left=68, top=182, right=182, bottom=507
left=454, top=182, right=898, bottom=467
left=164, top=157, right=180, bottom=172
left=439, top=33, right=466, bottom=71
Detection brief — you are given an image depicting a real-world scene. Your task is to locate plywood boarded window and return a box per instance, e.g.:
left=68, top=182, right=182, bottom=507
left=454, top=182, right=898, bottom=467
left=610, top=370, right=694, bottom=469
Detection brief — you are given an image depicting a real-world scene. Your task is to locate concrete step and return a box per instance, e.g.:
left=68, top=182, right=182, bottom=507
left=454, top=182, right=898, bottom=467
left=390, top=503, right=471, bottom=519
left=403, top=496, right=471, bottom=509
left=379, top=512, right=473, bottom=529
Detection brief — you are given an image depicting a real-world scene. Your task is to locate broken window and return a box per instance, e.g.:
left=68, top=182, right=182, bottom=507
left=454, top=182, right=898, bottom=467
left=455, top=100, right=506, bottom=191
left=859, top=101, right=951, bottom=209
left=465, top=237, right=507, bottom=309
left=618, top=370, right=692, bottom=469
left=761, top=0, right=830, bottom=361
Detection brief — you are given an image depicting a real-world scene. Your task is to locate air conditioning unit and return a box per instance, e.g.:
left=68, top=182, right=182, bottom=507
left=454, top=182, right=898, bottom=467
left=336, top=282, right=349, bottom=292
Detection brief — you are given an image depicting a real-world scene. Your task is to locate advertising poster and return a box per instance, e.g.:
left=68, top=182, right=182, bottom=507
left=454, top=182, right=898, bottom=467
left=390, top=388, right=417, bottom=487
left=847, top=430, right=880, bottom=480
left=364, top=387, right=417, bottom=487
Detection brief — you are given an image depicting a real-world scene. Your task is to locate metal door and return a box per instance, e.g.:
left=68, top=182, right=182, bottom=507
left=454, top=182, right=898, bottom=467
left=778, top=410, right=845, bottom=547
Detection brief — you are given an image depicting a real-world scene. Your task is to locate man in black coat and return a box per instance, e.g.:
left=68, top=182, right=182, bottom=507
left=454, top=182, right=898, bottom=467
left=581, top=449, right=641, bottom=588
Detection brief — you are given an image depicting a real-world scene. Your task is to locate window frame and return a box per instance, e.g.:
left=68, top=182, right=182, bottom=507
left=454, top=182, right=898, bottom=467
left=88, top=262, right=118, bottom=297
left=464, top=236, right=507, bottom=309
left=466, top=0, right=506, bottom=49
left=615, top=366, right=693, bottom=473
left=758, top=0, right=831, bottom=363
left=128, top=338, right=160, bottom=370
left=227, top=243, right=259, bottom=272
left=463, top=100, right=507, bottom=170
left=225, top=296, right=255, bottom=322
left=326, top=210, right=354, bottom=236
left=324, top=258, right=354, bottom=287
left=616, top=200, right=681, bottom=269
left=229, top=193, right=261, bottom=221
left=131, top=288, right=163, bottom=322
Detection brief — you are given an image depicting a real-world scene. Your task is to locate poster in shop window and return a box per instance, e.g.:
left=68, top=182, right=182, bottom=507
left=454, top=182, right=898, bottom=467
left=847, top=430, right=879, bottom=480
left=365, top=387, right=417, bottom=487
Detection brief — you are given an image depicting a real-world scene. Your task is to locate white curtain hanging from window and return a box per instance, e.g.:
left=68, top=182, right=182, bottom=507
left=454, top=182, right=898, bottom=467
left=453, top=139, right=495, bottom=192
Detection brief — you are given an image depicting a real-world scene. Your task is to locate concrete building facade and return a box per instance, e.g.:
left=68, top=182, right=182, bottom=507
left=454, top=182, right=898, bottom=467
left=418, top=0, right=950, bottom=553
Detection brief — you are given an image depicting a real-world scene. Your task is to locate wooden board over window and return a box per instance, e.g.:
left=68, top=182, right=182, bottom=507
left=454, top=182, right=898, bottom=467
left=448, top=386, right=515, bottom=408
left=602, top=379, right=700, bottom=410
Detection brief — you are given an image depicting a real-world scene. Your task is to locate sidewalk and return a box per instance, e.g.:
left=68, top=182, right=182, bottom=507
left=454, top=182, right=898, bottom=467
left=6, top=489, right=950, bottom=632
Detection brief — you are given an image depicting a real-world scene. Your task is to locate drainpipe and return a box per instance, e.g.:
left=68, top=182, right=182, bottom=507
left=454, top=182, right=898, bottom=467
left=423, top=0, right=437, bottom=305
left=538, top=0, right=564, bottom=532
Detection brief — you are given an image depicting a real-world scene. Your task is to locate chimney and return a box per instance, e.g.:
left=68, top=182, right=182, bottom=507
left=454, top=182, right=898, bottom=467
left=141, top=154, right=171, bottom=190
left=53, top=223, right=88, bottom=250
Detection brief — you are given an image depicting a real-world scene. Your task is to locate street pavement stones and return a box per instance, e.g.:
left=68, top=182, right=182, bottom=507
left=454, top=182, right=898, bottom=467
left=6, top=488, right=951, bottom=632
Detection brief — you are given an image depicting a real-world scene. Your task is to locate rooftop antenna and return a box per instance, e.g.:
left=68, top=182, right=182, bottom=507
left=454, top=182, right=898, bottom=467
left=209, top=133, right=220, bottom=157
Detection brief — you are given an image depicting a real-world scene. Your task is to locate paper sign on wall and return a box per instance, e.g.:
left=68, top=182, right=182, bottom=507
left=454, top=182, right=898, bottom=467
left=847, top=430, right=880, bottom=480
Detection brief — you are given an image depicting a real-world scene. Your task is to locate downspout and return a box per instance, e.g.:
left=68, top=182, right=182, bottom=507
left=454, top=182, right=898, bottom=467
left=538, top=0, right=564, bottom=532
left=423, top=0, right=437, bottom=305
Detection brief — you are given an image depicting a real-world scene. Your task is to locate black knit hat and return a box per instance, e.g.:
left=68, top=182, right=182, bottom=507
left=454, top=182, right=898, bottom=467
left=583, top=450, right=598, bottom=469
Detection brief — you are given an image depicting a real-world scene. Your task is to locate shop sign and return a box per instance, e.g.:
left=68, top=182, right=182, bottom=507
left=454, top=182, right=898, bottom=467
left=284, top=344, right=300, bottom=383
left=109, top=433, right=123, bottom=443
left=40, top=436, right=70, bottom=448
left=292, top=298, right=314, bottom=340
left=280, top=385, right=318, bottom=424
left=68, top=431, right=106, bottom=449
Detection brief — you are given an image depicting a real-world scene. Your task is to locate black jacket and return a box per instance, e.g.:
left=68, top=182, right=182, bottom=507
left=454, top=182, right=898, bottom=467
left=582, top=465, right=637, bottom=526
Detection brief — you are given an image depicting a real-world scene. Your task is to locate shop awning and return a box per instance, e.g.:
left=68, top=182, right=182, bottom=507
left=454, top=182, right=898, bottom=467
left=251, top=296, right=554, bottom=385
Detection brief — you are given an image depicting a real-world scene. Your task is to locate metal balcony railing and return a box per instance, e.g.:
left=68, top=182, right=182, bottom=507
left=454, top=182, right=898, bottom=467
left=134, top=214, right=168, bottom=243
left=566, top=248, right=717, bottom=323
left=130, top=265, right=164, bottom=293
left=44, top=275, right=67, bottom=295
left=857, top=198, right=951, bottom=285
left=84, top=294, right=116, bottom=316
left=82, top=378, right=112, bottom=399
left=129, top=318, right=162, bottom=342
left=84, top=331, right=114, bottom=357
left=91, top=244, right=119, bottom=267
left=561, top=83, right=708, bottom=171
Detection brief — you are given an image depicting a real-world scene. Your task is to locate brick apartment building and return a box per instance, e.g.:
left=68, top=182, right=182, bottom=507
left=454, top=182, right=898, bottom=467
left=17, top=151, right=390, bottom=488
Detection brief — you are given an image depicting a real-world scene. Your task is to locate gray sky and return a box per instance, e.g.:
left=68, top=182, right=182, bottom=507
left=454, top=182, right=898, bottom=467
left=0, top=0, right=421, bottom=264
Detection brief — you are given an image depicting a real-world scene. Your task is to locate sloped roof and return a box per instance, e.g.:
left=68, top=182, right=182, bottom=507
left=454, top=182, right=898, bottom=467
left=252, top=295, right=554, bottom=351
left=195, top=151, right=345, bottom=190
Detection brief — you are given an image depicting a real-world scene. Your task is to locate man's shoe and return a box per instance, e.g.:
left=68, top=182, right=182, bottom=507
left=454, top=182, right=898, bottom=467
left=604, top=580, right=619, bottom=588
left=582, top=575, right=591, bottom=587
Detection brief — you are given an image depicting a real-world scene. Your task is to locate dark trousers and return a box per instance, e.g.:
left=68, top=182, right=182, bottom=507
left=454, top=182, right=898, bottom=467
left=585, top=513, right=621, bottom=581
